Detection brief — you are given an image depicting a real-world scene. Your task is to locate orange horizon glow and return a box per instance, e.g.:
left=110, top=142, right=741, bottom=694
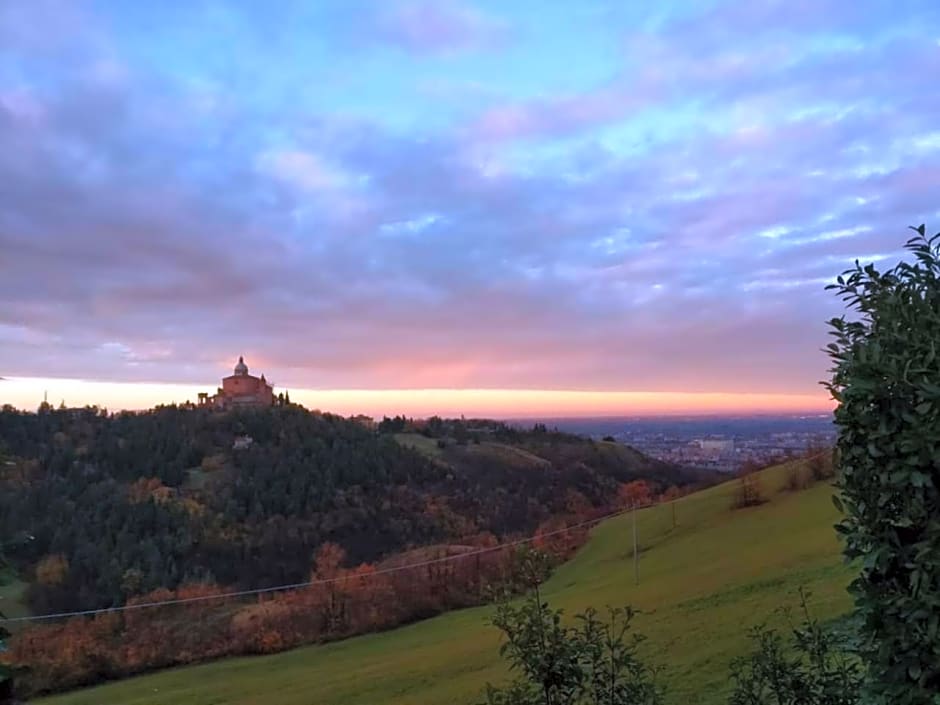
left=1, top=377, right=835, bottom=419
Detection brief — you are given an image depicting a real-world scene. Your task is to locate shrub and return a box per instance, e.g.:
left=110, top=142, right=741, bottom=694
left=480, top=599, right=663, bottom=705
left=805, top=441, right=834, bottom=482
left=728, top=592, right=862, bottom=705
left=784, top=465, right=811, bottom=492
left=479, top=551, right=663, bottom=705
left=825, top=224, right=940, bottom=703
left=732, top=466, right=765, bottom=509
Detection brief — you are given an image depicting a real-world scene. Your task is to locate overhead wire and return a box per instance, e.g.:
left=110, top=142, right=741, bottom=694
left=0, top=504, right=631, bottom=623
left=0, top=451, right=831, bottom=624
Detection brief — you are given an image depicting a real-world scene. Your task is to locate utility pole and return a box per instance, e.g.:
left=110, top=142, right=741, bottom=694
left=633, top=501, right=639, bottom=585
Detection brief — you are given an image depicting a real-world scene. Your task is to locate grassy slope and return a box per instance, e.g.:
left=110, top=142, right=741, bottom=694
left=41, top=460, right=853, bottom=705
left=393, top=433, right=552, bottom=469
left=0, top=568, right=29, bottom=633
left=459, top=441, right=552, bottom=469
left=393, top=433, right=445, bottom=459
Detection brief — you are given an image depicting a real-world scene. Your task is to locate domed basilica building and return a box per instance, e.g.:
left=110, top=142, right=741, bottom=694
left=198, top=356, right=275, bottom=409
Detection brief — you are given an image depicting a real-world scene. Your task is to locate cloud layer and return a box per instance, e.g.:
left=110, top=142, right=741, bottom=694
left=1, top=0, right=938, bottom=405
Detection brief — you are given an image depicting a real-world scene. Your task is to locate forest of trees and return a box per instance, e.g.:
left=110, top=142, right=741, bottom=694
left=0, top=404, right=707, bottom=696
left=0, top=405, right=703, bottom=616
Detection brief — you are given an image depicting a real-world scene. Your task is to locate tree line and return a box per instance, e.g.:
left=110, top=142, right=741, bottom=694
left=6, top=527, right=594, bottom=696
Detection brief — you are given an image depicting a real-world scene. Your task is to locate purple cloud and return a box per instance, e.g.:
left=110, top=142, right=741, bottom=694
left=0, top=0, right=938, bottom=403
left=371, top=1, right=510, bottom=55
left=467, top=86, right=647, bottom=142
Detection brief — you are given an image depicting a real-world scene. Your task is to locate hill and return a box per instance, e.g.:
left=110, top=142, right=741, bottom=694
left=0, top=405, right=709, bottom=697
left=38, top=458, right=853, bottom=705
left=0, top=406, right=698, bottom=619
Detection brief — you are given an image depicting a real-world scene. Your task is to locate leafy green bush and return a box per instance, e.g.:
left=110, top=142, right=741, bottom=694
left=825, top=224, right=940, bottom=704
left=479, top=552, right=663, bottom=705
left=728, top=592, right=862, bottom=705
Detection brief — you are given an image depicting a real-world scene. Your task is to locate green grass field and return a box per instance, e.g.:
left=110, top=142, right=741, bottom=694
left=461, top=441, right=553, bottom=469
left=0, top=568, right=29, bottom=632
left=41, top=460, right=853, bottom=705
left=393, top=432, right=446, bottom=459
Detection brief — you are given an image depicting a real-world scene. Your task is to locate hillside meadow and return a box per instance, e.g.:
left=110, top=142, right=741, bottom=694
left=0, top=569, right=29, bottom=628
left=41, top=459, right=853, bottom=705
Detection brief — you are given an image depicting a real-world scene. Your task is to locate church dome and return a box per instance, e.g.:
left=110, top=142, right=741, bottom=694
left=234, top=356, right=249, bottom=376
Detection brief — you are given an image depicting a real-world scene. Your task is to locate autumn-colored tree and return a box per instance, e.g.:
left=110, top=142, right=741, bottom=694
left=469, top=532, right=499, bottom=548
left=127, top=477, right=164, bottom=504
left=423, top=495, right=477, bottom=537
left=563, top=488, right=592, bottom=516
left=343, top=564, right=397, bottom=632
left=231, top=600, right=294, bottom=654
left=660, top=485, right=684, bottom=502
left=199, top=453, right=226, bottom=473
left=312, top=542, right=348, bottom=634
left=619, top=479, right=653, bottom=508
left=313, top=542, right=346, bottom=580
left=533, top=517, right=579, bottom=558
left=35, top=554, right=68, bottom=586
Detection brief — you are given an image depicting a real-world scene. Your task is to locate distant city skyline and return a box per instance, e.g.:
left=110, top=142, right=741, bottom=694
left=1, top=1, right=938, bottom=414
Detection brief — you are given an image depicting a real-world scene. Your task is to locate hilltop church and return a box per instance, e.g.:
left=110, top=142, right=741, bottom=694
left=198, top=356, right=275, bottom=409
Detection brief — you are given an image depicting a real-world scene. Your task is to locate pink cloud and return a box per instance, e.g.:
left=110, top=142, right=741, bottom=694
left=375, top=1, right=509, bottom=55
left=467, top=86, right=643, bottom=142
left=256, top=149, right=349, bottom=192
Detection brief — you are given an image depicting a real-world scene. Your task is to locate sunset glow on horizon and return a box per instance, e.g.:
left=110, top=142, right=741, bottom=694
left=2, top=377, right=833, bottom=419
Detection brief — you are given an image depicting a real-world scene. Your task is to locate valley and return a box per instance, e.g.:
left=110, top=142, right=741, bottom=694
left=38, top=458, right=851, bottom=705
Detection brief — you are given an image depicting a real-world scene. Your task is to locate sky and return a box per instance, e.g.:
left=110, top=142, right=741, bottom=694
left=1, top=0, right=938, bottom=417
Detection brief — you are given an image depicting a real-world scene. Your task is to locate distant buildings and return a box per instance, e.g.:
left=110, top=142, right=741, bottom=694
left=588, top=420, right=835, bottom=474
left=350, top=414, right=377, bottom=430
left=698, top=438, right=735, bottom=453
left=232, top=435, right=254, bottom=450
left=199, top=356, right=274, bottom=409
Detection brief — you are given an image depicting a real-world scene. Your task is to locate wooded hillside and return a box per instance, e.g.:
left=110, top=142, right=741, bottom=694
left=0, top=405, right=705, bottom=618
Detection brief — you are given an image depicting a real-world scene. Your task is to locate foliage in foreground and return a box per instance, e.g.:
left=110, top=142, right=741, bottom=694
left=480, top=582, right=863, bottom=705
left=481, top=599, right=663, bottom=705
left=728, top=592, right=862, bottom=705
left=826, top=225, right=940, bottom=704
left=480, top=552, right=662, bottom=705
